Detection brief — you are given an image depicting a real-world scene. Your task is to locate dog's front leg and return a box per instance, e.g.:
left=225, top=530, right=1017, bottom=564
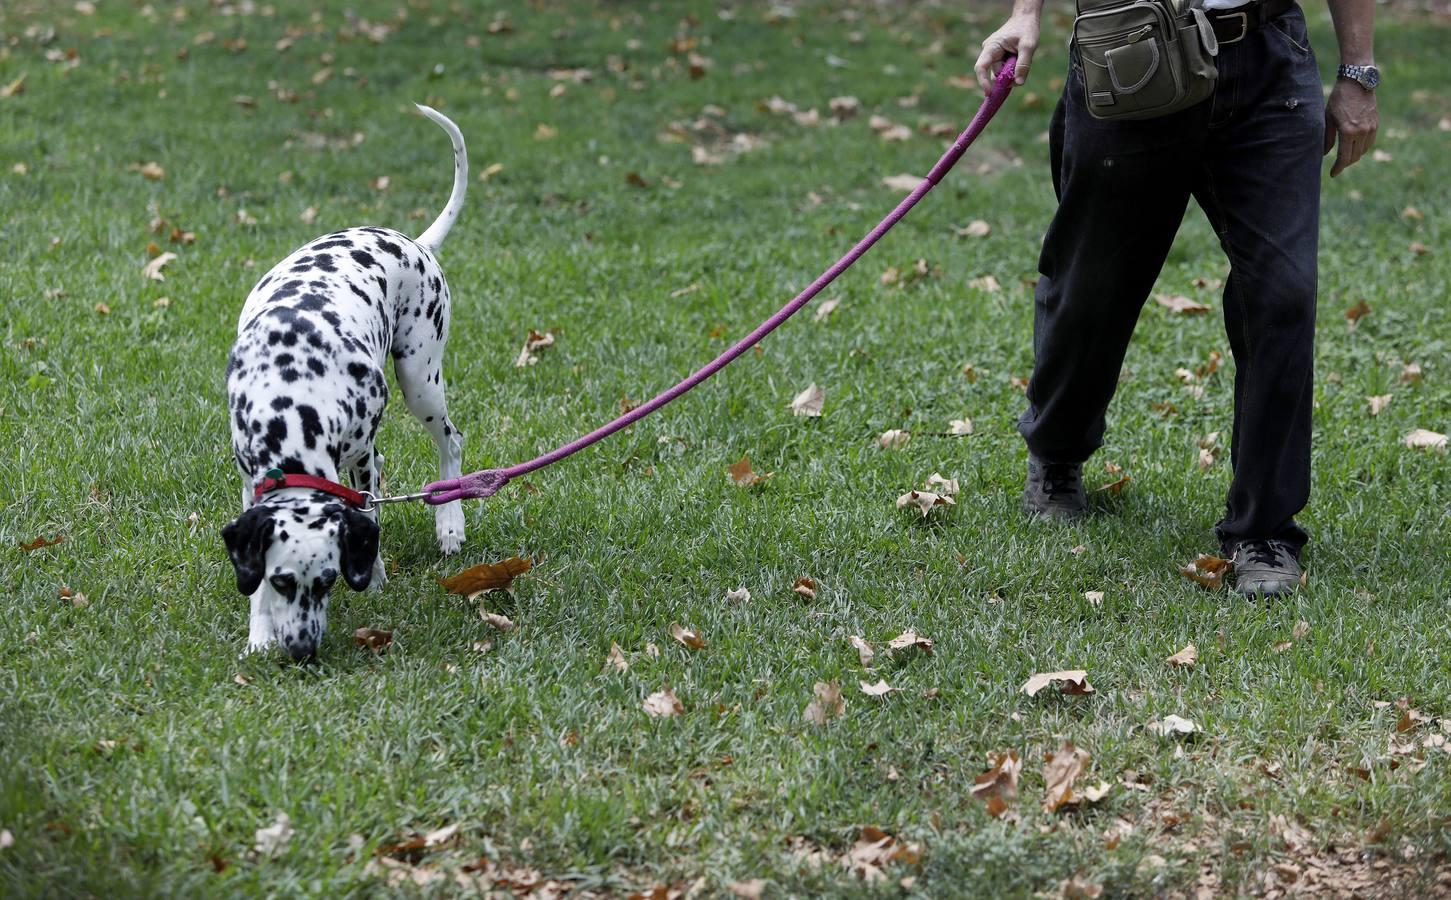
left=349, top=449, right=388, bottom=590
left=245, top=588, right=275, bottom=654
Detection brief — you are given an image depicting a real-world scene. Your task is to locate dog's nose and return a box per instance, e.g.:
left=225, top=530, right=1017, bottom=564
left=282, top=637, right=317, bottom=662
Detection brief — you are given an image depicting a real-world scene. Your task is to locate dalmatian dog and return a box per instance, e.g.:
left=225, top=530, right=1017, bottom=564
left=222, top=105, right=467, bottom=660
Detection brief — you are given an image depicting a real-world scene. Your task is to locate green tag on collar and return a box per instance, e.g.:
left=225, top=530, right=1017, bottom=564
left=264, top=467, right=285, bottom=485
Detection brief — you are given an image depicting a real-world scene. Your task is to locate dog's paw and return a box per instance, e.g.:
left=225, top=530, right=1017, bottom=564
left=370, top=557, right=388, bottom=592
left=436, top=501, right=465, bottom=555
left=243, top=636, right=275, bottom=657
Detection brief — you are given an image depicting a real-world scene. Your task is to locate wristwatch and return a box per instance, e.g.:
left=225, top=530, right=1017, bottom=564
left=1337, top=64, right=1380, bottom=91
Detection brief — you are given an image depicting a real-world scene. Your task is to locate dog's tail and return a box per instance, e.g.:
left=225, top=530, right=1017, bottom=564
left=414, top=104, right=467, bottom=254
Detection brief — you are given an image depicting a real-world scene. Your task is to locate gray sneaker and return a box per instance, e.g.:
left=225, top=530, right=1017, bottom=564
left=1022, top=454, right=1087, bottom=520
left=1229, top=539, right=1303, bottom=597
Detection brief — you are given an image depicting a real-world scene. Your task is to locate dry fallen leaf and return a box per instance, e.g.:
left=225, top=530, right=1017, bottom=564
left=724, top=587, right=751, bottom=605
left=1147, top=714, right=1201, bottom=737
left=813, top=297, right=840, bottom=322
left=19, top=534, right=64, bottom=552
left=947, top=418, right=974, bottom=436
left=353, top=627, right=393, bottom=652
left=970, top=749, right=1021, bottom=818
left=1042, top=742, right=1092, bottom=812
left=1021, top=670, right=1095, bottom=697
left=849, top=635, right=875, bottom=667
left=254, top=813, right=293, bottom=858
left=1367, top=394, right=1393, bottom=416
left=955, top=219, right=992, bottom=238
left=968, top=274, right=1001, bottom=293
left=1059, top=875, right=1104, bottom=899
left=1095, top=474, right=1130, bottom=495
left=859, top=678, right=898, bottom=697
left=881, top=173, right=921, bottom=192
left=1344, top=299, right=1371, bottom=325
left=438, top=557, right=532, bottom=595
left=792, top=576, right=817, bottom=599
left=726, top=455, right=773, bottom=488
left=479, top=611, right=515, bottom=631
left=1179, top=554, right=1232, bottom=590
left=514, top=328, right=555, bottom=367
left=643, top=686, right=684, bottom=718
left=896, top=490, right=955, bottom=518
left=1155, top=294, right=1211, bottom=314
left=887, top=630, right=934, bottom=655
left=135, top=161, right=165, bottom=181
left=1403, top=429, right=1447, bottom=451
left=668, top=622, right=706, bottom=650
left=0, top=74, right=25, bottom=99
left=606, top=642, right=628, bottom=672
left=803, top=680, right=845, bottom=725
left=1400, top=362, right=1422, bottom=384
left=1165, top=644, right=1198, bottom=668
left=846, top=826, right=921, bottom=879
left=1084, top=590, right=1104, bottom=607
left=877, top=429, right=910, bottom=450
left=789, top=383, right=824, bottom=417
left=142, top=251, right=177, bottom=281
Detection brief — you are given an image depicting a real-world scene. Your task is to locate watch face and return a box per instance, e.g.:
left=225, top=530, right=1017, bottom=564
left=1365, top=67, right=1380, bottom=88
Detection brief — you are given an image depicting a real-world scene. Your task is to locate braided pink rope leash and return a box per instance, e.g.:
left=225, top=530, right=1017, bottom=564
left=423, top=57, right=1018, bottom=505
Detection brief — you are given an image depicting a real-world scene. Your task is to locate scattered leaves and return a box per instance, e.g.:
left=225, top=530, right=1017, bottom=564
left=353, top=628, right=393, bottom=652
left=514, top=329, right=555, bottom=367
left=0, top=74, right=26, bottom=99
left=813, top=297, right=840, bottom=322
left=1021, top=670, right=1094, bottom=697
left=877, top=429, right=910, bottom=450
left=948, top=418, right=973, bottom=436
left=1147, top=714, right=1201, bottom=737
left=789, top=383, right=824, bottom=417
left=1403, top=429, right=1446, bottom=451
left=955, top=219, right=992, bottom=238
left=970, top=749, right=1021, bottom=818
left=1095, top=474, right=1130, bottom=495
left=254, top=813, right=293, bottom=858
left=668, top=623, right=705, bottom=650
left=1042, top=742, right=1092, bottom=812
left=643, top=687, right=684, bottom=718
left=1367, top=394, right=1393, bottom=416
left=849, top=635, right=875, bottom=667
left=134, top=161, right=165, bottom=181
left=803, top=681, right=844, bottom=725
left=438, top=557, right=532, bottom=596
left=1179, top=554, right=1232, bottom=590
left=480, top=611, right=515, bottom=631
left=606, top=642, right=628, bottom=672
left=896, top=490, right=955, bottom=517
left=1344, top=299, right=1371, bottom=326
left=142, top=252, right=177, bottom=281
left=724, top=587, right=751, bottom=605
left=1155, top=294, right=1211, bottom=314
left=881, top=173, right=921, bottom=192
left=19, top=534, right=64, bottom=552
left=887, top=630, right=934, bottom=654
left=726, top=456, right=773, bottom=488
left=1165, top=644, right=1198, bottom=668
left=1084, top=590, right=1104, bottom=607
left=859, top=678, right=897, bottom=697
left=792, top=576, right=817, bottom=599
left=846, top=826, right=921, bottom=881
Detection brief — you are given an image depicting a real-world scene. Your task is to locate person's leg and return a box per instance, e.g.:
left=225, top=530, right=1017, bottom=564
left=1191, top=4, right=1325, bottom=562
left=1020, top=69, right=1206, bottom=466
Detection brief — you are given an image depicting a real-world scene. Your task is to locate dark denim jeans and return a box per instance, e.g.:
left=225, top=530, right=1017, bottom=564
left=1019, top=4, right=1325, bottom=555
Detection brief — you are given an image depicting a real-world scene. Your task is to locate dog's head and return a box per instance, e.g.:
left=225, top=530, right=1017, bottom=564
left=221, top=496, right=379, bottom=660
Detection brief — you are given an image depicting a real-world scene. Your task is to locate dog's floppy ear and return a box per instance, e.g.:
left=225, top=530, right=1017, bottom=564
left=337, top=506, right=380, bottom=591
left=221, top=506, right=275, bottom=595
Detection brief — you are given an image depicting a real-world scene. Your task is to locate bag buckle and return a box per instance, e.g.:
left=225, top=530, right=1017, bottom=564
left=1218, top=11, right=1248, bottom=44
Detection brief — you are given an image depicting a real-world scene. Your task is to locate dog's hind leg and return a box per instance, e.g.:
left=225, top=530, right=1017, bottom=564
left=348, top=449, right=388, bottom=589
left=395, top=349, right=465, bottom=555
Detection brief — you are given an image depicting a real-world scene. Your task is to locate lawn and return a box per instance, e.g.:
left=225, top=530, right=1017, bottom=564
left=2, top=0, right=1449, bottom=896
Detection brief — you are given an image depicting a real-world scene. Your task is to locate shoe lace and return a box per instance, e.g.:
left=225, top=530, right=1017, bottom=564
left=1043, top=463, right=1081, bottom=499
left=1238, top=539, right=1286, bottom=567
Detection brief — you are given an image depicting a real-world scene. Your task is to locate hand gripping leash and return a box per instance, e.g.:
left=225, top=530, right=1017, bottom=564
left=419, top=57, right=1018, bottom=505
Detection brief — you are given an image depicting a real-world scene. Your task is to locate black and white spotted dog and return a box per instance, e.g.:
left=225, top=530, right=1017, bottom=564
left=222, top=105, right=468, bottom=660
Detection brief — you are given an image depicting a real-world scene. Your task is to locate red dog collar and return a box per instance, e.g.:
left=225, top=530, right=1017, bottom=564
left=253, top=468, right=366, bottom=508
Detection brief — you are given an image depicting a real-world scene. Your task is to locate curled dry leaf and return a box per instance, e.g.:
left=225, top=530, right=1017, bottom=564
left=1042, top=742, right=1092, bottom=812
left=881, top=173, right=921, bottom=192
left=803, top=680, right=845, bottom=725
left=792, top=576, right=817, bottom=600
left=924, top=473, right=959, bottom=495
left=1403, top=428, right=1447, bottom=451
left=948, top=418, right=974, bottom=436
left=606, top=642, right=628, bottom=672
left=142, top=251, right=177, bottom=281
left=1400, top=362, right=1422, bottom=383
left=847, top=826, right=921, bottom=880
left=1020, top=670, right=1094, bottom=697
left=955, top=219, right=992, bottom=238
left=968, top=274, right=1001, bottom=293
left=438, top=557, right=532, bottom=596
left=877, top=429, right=910, bottom=450
left=896, top=490, right=955, bottom=518
left=514, top=328, right=555, bottom=367
left=479, top=611, right=514, bottom=631
left=970, top=749, right=1021, bottom=818
left=1164, top=644, right=1198, bottom=668
left=1154, top=294, right=1211, bottom=314
left=135, top=161, right=165, bottom=181
left=887, top=630, right=934, bottom=654
left=1147, top=714, right=1201, bottom=737
left=353, top=627, right=393, bottom=652
left=1179, top=554, right=1232, bottom=590
left=724, top=587, right=751, bottom=605
left=1060, top=875, right=1105, bottom=899
left=789, top=382, right=824, bottom=417
left=19, top=534, right=64, bottom=552
left=1344, top=299, right=1371, bottom=324
left=859, top=678, right=897, bottom=697
left=728, top=880, right=766, bottom=899
left=254, top=813, right=293, bottom=858
left=849, top=635, right=875, bottom=667
left=1095, top=474, right=1130, bottom=494
left=1084, top=590, right=1104, bottom=607
left=812, top=297, right=840, bottom=322
left=829, top=95, right=861, bottom=118
left=668, top=622, right=706, bottom=650
left=643, top=686, right=684, bottom=718
left=727, top=456, right=773, bottom=487
left=1367, top=394, right=1393, bottom=416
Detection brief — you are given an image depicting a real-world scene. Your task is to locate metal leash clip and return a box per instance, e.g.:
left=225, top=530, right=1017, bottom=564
left=358, top=489, right=435, bottom=512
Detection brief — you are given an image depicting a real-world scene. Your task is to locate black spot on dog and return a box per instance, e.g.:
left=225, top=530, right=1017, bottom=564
left=350, top=249, right=380, bottom=270
left=375, top=238, right=403, bottom=259
left=295, top=294, right=329, bottom=312
left=296, top=404, right=324, bottom=450
left=347, top=362, right=370, bottom=381
left=312, top=238, right=354, bottom=251
left=264, top=417, right=288, bottom=453
left=271, top=396, right=293, bottom=411
left=307, top=357, right=326, bottom=377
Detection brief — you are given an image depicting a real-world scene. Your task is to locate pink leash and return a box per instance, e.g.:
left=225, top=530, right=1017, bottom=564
left=422, top=58, right=1018, bottom=505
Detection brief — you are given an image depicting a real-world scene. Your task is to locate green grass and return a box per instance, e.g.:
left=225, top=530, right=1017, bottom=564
left=2, top=0, right=1449, bottom=895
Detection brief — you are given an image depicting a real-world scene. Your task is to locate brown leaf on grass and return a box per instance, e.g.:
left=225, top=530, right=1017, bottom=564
left=59, top=585, right=88, bottom=607
left=846, top=826, right=922, bottom=882
left=1367, top=394, right=1393, bottom=416
left=792, top=576, right=817, bottom=600
left=142, top=252, right=177, bottom=281
left=1165, top=644, right=1198, bottom=668
left=968, top=274, right=1001, bottom=293
left=881, top=173, right=921, bottom=192
left=1084, top=590, right=1104, bottom=607
left=1403, top=428, right=1447, bottom=451
left=955, top=219, right=992, bottom=238
left=849, top=635, right=875, bottom=667
left=0, top=74, right=26, bottom=99
left=254, top=813, right=292, bottom=858
left=1344, top=299, right=1371, bottom=325
left=877, top=429, right=910, bottom=450
left=803, top=680, right=845, bottom=725
left=788, top=383, right=824, bottom=417
left=606, top=642, right=628, bottom=672
left=948, top=418, right=974, bottom=436
left=812, top=297, right=840, bottom=322
left=970, top=749, right=1021, bottom=818
left=1059, top=875, right=1105, bottom=899
left=1400, top=362, right=1422, bottom=384
left=353, top=628, right=393, bottom=652
left=1042, top=742, right=1092, bottom=812
left=896, top=490, right=955, bottom=517
left=1095, top=474, right=1130, bottom=494
left=1020, top=670, right=1094, bottom=697
left=727, top=880, right=766, bottom=899
left=133, top=161, right=165, bottom=181
left=643, top=686, right=684, bottom=718
left=1155, top=294, right=1211, bottom=314
left=887, top=630, right=934, bottom=654
left=94, top=303, right=111, bottom=315
left=668, top=623, right=705, bottom=650
left=727, top=456, right=773, bottom=487
left=479, top=611, right=514, bottom=631
left=19, top=534, right=64, bottom=552
left=514, top=328, right=555, bottom=367
left=1292, top=620, right=1310, bottom=641
left=1179, top=554, right=1232, bottom=590
left=828, top=95, right=861, bottom=119
left=438, top=557, right=532, bottom=595
left=1147, top=714, right=1200, bottom=737
left=724, top=587, right=751, bottom=605
left=923, top=473, right=959, bottom=496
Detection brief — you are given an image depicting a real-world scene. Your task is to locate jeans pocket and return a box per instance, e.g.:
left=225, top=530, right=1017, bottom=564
left=1267, top=11, right=1311, bottom=56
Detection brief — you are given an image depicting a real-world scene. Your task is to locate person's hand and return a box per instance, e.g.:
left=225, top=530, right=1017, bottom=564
left=1324, top=78, right=1379, bottom=177
left=974, top=14, right=1041, bottom=93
